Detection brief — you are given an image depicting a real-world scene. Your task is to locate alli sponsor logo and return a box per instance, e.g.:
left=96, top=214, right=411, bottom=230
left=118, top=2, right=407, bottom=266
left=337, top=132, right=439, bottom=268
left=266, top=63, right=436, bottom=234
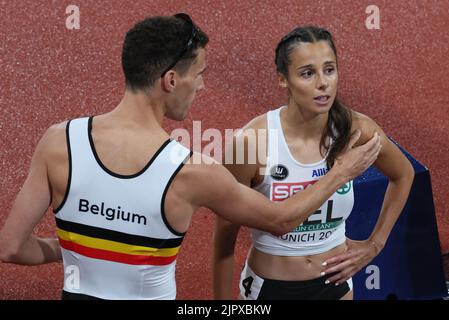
left=271, top=180, right=317, bottom=201
left=311, top=168, right=328, bottom=178
left=336, top=181, right=352, bottom=195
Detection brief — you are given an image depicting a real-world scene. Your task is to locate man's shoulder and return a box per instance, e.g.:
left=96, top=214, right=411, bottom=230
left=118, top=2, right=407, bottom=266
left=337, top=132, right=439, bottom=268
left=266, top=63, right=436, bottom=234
left=180, top=156, right=233, bottom=186
left=183, top=153, right=222, bottom=175
left=36, top=121, right=70, bottom=159
left=47, top=120, right=68, bottom=134
left=171, top=156, right=235, bottom=205
left=42, top=121, right=69, bottom=144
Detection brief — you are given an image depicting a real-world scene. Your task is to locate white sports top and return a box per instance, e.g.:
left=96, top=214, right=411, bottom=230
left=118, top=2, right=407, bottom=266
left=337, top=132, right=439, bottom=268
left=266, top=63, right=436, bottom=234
left=54, top=117, right=192, bottom=299
left=251, top=107, right=354, bottom=256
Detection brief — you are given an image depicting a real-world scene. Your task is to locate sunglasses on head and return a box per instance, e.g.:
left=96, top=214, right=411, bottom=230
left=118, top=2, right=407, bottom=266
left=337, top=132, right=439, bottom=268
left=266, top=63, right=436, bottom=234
left=160, top=13, right=198, bottom=77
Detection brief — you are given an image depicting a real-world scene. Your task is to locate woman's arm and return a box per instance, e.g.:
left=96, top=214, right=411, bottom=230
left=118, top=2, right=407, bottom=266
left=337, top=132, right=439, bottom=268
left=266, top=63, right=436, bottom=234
left=212, top=120, right=381, bottom=298
left=213, top=128, right=258, bottom=299
left=213, top=216, right=243, bottom=299
left=323, top=113, right=414, bottom=284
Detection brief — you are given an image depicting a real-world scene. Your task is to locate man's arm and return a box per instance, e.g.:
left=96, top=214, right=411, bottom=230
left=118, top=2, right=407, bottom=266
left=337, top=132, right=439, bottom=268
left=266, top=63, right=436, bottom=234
left=0, top=125, right=63, bottom=265
left=192, top=130, right=381, bottom=235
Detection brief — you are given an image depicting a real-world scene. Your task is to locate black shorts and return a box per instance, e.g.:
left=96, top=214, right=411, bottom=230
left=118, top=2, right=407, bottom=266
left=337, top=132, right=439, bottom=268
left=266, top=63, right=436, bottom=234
left=239, top=262, right=353, bottom=300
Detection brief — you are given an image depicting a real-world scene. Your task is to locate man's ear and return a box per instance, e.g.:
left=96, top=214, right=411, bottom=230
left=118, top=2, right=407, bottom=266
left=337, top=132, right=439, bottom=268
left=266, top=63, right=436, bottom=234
left=161, top=70, right=176, bottom=92
left=278, top=72, right=288, bottom=88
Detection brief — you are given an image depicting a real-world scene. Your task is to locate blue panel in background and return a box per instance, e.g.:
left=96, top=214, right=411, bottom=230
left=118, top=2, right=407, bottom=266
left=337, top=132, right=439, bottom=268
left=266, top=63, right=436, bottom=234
left=346, top=139, right=447, bottom=300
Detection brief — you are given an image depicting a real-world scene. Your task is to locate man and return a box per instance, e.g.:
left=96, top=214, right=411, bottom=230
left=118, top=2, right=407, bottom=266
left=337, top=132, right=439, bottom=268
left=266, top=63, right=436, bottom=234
left=0, top=14, right=381, bottom=299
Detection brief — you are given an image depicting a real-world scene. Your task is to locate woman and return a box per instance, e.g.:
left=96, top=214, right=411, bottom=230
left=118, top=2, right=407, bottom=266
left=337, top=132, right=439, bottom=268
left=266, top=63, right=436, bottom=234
left=213, top=26, right=414, bottom=300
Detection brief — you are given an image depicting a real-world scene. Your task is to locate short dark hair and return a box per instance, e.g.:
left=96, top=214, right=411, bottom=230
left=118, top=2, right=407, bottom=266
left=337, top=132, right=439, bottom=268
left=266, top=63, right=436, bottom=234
left=121, top=15, right=209, bottom=92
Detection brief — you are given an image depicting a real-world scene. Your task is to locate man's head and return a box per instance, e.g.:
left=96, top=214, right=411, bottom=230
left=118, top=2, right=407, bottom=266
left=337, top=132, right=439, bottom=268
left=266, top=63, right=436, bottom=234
left=121, top=14, right=209, bottom=120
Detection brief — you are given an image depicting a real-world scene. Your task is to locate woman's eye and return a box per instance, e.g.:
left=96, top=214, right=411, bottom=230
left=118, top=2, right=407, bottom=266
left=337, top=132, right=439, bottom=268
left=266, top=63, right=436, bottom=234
left=325, top=68, right=335, bottom=74
left=301, top=70, right=313, bottom=78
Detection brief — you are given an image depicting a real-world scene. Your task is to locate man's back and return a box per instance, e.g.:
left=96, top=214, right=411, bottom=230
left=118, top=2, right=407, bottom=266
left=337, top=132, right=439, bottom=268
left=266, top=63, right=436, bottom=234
left=51, top=116, right=192, bottom=299
left=47, top=112, right=171, bottom=211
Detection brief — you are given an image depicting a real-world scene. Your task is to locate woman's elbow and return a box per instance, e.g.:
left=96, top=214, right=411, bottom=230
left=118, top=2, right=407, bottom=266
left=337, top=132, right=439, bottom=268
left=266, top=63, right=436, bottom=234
left=404, top=161, right=415, bottom=186
left=391, top=160, right=415, bottom=187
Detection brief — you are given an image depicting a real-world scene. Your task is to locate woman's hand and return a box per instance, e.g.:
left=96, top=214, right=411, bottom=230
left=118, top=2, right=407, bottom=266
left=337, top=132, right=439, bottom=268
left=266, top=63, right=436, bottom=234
left=321, top=238, right=382, bottom=285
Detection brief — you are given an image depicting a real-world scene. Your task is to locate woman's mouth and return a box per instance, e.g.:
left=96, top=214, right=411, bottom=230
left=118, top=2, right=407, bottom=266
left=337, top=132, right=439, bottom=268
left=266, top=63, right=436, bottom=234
left=314, top=95, right=331, bottom=106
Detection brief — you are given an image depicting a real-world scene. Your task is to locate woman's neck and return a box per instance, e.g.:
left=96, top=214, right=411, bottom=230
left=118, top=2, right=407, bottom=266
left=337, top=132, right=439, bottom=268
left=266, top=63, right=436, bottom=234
left=281, top=103, right=329, bottom=141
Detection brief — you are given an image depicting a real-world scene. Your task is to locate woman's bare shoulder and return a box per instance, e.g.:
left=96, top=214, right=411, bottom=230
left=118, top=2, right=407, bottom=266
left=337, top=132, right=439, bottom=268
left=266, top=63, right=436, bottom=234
left=350, top=110, right=385, bottom=146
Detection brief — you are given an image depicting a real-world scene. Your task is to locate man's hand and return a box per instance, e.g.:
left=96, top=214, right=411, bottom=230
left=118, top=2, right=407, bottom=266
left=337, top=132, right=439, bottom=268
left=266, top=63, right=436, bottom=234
left=333, top=130, right=381, bottom=182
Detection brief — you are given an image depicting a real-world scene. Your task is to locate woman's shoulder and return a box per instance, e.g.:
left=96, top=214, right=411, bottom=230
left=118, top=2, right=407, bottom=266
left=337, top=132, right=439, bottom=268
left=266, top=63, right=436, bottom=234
left=230, top=110, right=271, bottom=171
left=350, top=110, right=385, bottom=146
left=241, top=112, right=268, bottom=132
left=241, top=105, right=287, bottom=131
left=233, top=112, right=268, bottom=156
left=351, top=110, right=373, bottom=125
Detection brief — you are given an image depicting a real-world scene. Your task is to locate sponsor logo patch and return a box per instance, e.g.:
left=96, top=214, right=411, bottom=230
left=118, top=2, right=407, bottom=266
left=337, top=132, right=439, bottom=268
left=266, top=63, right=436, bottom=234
left=270, top=164, right=289, bottom=181
left=337, top=181, right=352, bottom=195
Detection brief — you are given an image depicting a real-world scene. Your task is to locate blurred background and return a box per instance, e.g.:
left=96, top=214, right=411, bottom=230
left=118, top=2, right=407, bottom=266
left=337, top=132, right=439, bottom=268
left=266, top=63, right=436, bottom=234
left=0, top=0, right=448, bottom=299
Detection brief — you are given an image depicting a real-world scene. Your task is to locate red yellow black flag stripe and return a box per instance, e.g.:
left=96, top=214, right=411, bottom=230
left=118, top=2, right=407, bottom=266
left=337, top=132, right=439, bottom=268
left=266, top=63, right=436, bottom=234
left=56, top=218, right=183, bottom=265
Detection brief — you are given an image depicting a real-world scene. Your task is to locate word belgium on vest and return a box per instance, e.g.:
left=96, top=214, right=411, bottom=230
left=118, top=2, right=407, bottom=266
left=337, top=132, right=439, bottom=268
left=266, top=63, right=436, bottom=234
left=78, top=199, right=148, bottom=226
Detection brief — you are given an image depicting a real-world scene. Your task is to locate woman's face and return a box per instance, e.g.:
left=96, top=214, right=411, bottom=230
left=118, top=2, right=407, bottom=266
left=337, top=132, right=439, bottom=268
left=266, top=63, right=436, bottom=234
left=280, top=40, right=338, bottom=116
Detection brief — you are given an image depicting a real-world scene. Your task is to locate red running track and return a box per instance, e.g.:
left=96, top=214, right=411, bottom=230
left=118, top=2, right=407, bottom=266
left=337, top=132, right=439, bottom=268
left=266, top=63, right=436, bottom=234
left=1, top=0, right=448, bottom=299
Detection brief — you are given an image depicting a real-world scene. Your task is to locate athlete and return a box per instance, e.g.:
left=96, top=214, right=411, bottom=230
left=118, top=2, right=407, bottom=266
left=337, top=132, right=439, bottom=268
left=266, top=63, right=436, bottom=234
left=213, top=25, right=414, bottom=300
left=0, top=17, right=380, bottom=300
